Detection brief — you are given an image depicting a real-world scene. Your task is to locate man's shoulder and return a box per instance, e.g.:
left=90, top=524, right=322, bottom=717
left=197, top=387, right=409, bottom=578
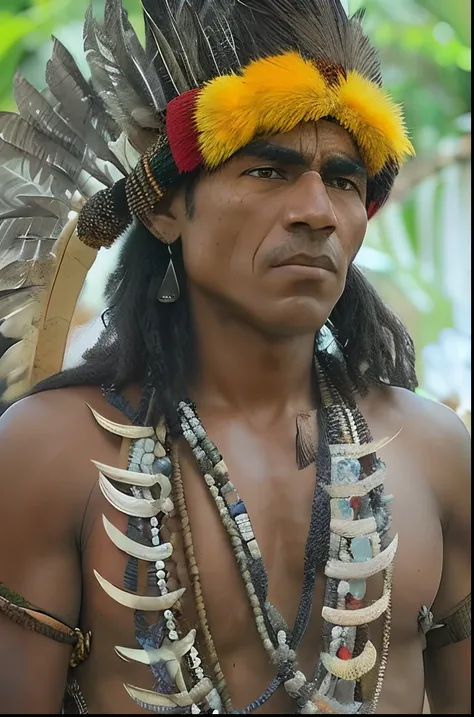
left=0, top=385, right=116, bottom=451
left=377, top=384, right=469, bottom=445
left=362, top=384, right=470, bottom=519
left=0, top=385, right=129, bottom=521
left=361, top=383, right=469, bottom=441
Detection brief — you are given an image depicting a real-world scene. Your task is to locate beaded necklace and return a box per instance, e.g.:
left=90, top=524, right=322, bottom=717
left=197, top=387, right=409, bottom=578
left=170, top=359, right=396, bottom=714
left=94, top=357, right=398, bottom=714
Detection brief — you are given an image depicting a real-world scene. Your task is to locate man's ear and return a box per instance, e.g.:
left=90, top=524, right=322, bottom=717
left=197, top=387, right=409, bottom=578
left=143, top=193, right=183, bottom=245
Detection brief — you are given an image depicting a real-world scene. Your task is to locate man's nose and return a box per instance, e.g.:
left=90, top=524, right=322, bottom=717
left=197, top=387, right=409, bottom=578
left=282, top=171, right=337, bottom=237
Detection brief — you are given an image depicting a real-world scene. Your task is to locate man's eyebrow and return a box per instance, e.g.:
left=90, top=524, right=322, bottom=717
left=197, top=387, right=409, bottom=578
left=322, top=154, right=367, bottom=178
left=233, top=140, right=367, bottom=178
left=234, top=139, right=309, bottom=168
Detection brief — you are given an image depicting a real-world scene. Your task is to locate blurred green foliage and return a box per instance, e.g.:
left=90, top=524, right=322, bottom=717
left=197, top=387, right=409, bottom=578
left=0, top=0, right=470, bottom=140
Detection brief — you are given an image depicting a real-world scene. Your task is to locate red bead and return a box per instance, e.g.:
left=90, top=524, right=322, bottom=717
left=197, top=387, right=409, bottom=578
left=337, top=646, right=352, bottom=660
left=350, top=497, right=360, bottom=511
left=346, top=595, right=364, bottom=610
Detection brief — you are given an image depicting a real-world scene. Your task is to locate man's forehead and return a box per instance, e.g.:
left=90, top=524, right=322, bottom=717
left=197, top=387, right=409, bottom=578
left=271, top=119, right=362, bottom=160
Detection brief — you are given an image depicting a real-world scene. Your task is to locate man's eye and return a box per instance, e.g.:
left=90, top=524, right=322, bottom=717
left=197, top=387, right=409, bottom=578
left=245, top=167, right=284, bottom=180
left=325, top=176, right=357, bottom=191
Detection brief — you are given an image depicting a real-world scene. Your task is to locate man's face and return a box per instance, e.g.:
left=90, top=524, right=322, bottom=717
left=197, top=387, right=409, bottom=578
left=170, top=120, right=368, bottom=335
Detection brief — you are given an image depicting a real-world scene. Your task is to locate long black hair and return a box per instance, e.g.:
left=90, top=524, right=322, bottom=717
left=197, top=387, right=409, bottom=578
left=23, top=216, right=417, bottom=430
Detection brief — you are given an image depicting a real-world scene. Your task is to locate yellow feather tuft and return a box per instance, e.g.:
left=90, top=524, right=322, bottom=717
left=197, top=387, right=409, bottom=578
left=333, top=71, right=415, bottom=174
left=245, top=53, right=331, bottom=135
left=196, top=53, right=332, bottom=169
left=195, top=74, right=257, bottom=168
left=194, top=53, right=415, bottom=177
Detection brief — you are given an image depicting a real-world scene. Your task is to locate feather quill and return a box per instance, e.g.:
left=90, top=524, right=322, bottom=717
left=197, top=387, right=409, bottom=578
left=0, top=144, right=74, bottom=215
left=84, top=13, right=157, bottom=153
left=13, top=73, right=113, bottom=187
left=46, top=38, right=122, bottom=166
left=0, top=113, right=109, bottom=199
left=104, top=0, right=166, bottom=115
left=141, top=5, right=189, bottom=98
left=156, top=0, right=199, bottom=87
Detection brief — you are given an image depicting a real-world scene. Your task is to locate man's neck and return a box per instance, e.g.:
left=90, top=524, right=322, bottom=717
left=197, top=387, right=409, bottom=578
left=188, top=293, right=319, bottom=422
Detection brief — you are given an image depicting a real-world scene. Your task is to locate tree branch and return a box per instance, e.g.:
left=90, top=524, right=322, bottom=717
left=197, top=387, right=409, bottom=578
left=390, top=134, right=471, bottom=204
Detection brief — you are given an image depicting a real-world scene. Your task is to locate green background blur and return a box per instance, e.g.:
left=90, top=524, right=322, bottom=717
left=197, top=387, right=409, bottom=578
left=0, top=0, right=471, bottom=417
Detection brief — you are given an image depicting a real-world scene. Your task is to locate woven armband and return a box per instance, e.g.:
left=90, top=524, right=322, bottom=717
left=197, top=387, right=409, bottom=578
left=0, top=583, right=91, bottom=667
left=426, top=594, right=471, bottom=650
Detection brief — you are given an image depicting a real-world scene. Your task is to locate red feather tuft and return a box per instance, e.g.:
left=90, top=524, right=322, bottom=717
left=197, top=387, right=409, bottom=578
left=166, top=89, right=202, bottom=173
left=367, top=199, right=380, bottom=220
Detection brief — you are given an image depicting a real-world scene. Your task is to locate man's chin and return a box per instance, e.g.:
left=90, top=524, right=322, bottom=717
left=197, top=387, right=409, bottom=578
left=251, top=299, right=331, bottom=338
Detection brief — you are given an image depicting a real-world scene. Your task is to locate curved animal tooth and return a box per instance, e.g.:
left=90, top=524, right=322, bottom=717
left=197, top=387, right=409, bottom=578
left=325, top=466, right=386, bottom=498
left=87, top=404, right=155, bottom=438
left=94, top=570, right=185, bottom=611
left=329, top=430, right=402, bottom=458
left=124, top=684, right=182, bottom=708
left=325, top=534, right=398, bottom=580
left=99, top=473, right=164, bottom=518
left=102, top=515, right=173, bottom=561
left=116, top=630, right=196, bottom=666
left=320, top=640, right=377, bottom=680
left=124, top=678, right=214, bottom=710
left=92, top=462, right=172, bottom=499
left=206, top=687, right=223, bottom=712
left=156, top=417, right=167, bottom=445
left=92, top=460, right=160, bottom=487
left=155, top=474, right=172, bottom=499
left=162, top=630, right=197, bottom=659
left=161, top=497, right=174, bottom=514
left=116, top=648, right=188, bottom=692
left=115, top=647, right=151, bottom=665
left=118, top=632, right=197, bottom=697
left=154, top=441, right=167, bottom=458
left=166, top=657, right=187, bottom=694
left=305, top=694, right=362, bottom=714
left=188, top=679, right=214, bottom=705
left=330, top=517, right=377, bottom=537
left=322, top=586, right=391, bottom=626
left=124, top=686, right=193, bottom=709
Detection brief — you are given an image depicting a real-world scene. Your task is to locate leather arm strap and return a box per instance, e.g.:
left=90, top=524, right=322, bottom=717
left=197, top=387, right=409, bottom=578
left=426, top=594, right=471, bottom=651
left=0, top=590, right=77, bottom=644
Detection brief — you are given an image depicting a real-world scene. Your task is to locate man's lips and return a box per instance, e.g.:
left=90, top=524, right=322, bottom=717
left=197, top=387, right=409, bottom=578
left=274, top=252, right=337, bottom=273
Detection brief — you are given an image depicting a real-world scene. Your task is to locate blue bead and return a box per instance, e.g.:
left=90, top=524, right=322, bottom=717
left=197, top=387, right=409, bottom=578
left=230, top=500, right=247, bottom=517
left=336, top=498, right=354, bottom=520
left=351, top=536, right=372, bottom=562
left=348, top=579, right=367, bottom=599
left=153, top=457, right=172, bottom=476
left=335, top=458, right=361, bottom=484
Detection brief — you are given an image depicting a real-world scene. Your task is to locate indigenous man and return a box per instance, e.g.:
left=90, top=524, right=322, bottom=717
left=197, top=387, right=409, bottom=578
left=0, top=0, right=470, bottom=713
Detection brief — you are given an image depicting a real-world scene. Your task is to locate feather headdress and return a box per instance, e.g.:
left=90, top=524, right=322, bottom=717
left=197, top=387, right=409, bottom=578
left=0, top=0, right=414, bottom=402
